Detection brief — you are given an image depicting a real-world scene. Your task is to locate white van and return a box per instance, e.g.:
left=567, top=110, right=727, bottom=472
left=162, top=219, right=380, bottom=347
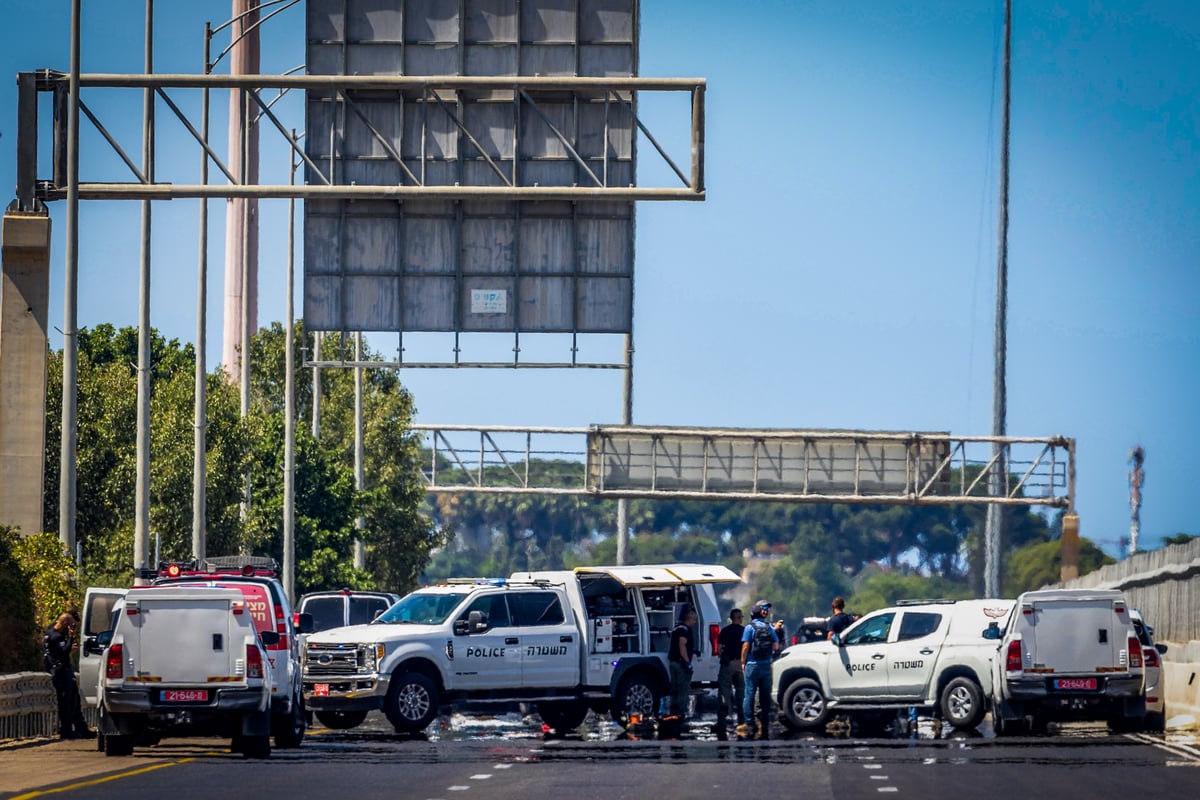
left=991, top=588, right=1146, bottom=734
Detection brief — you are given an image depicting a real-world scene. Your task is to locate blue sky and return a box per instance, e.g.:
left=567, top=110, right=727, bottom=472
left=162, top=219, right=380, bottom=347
left=1, top=1, right=1196, bottom=555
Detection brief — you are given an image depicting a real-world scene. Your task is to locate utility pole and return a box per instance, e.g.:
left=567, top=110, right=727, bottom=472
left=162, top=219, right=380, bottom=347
left=984, top=0, right=1012, bottom=598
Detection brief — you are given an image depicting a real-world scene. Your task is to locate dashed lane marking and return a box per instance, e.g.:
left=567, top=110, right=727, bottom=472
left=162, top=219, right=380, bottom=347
left=469, top=774, right=492, bottom=780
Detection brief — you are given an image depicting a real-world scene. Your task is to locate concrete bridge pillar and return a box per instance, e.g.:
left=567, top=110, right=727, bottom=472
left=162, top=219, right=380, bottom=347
left=0, top=207, right=51, bottom=536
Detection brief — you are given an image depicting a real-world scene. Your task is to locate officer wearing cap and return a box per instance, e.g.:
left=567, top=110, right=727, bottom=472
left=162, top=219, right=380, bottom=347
left=739, top=600, right=779, bottom=739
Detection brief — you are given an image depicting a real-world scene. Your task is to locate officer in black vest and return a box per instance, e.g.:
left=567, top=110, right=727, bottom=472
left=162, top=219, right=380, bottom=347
left=44, top=612, right=95, bottom=740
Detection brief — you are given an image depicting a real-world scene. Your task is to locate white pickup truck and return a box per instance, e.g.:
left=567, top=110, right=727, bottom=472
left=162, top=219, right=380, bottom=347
left=90, top=585, right=276, bottom=758
left=302, top=564, right=740, bottom=733
left=991, top=588, right=1146, bottom=734
left=772, top=599, right=1013, bottom=733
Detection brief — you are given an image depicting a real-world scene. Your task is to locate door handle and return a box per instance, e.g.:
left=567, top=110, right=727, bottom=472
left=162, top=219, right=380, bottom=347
left=505, top=637, right=519, bottom=645
left=919, top=648, right=935, bottom=655
left=560, top=635, right=573, bottom=643
left=872, top=653, right=885, bottom=660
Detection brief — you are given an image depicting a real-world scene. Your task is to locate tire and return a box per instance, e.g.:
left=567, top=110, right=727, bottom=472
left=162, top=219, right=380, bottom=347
left=1108, top=711, right=1145, bottom=734
left=940, top=677, right=985, bottom=731
left=1144, top=709, right=1165, bottom=733
left=780, top=678, right=830, bottom=732
left=537, top=701, right=590, bottom=732
left=238, top=734, right=271, bottom=759
left=104, top=734, right=134, bottom=757
left=273, top=690, right=306, bottom=748
left=611, top=672, right=661, bottom=726
left=315, top=709, right=369, bottom=730
left=385, top=672, right=440, bottom=733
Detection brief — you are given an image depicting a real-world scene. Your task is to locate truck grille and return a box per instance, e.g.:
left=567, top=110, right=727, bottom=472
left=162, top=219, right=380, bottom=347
left=305, top=643, right=368, bottom=677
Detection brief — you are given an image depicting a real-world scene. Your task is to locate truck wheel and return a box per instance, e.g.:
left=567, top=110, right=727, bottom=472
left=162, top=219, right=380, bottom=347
left=537, top=701, right=589, bottom=732
left=315, top=709, right=368, bottom=730
left=611, top=672, right=660, bottom=725
left=273, top=689, right=306, bottom=748
left=781, top=678, right=830, bottom=731
left=940, top=677, right=985, bottom=731
left=104, top=734, right=134, bottom=757
left=1144, top=709, right=1166, bottom=733
left=385, top=672, right=439, bottom=733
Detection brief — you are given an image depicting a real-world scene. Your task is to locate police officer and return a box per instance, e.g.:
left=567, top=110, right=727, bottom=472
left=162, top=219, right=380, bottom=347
left=667, top=606, right=698, bottom=717
left=739, top=600, right=779, bottom=740
left=44, top=612, right=94, bottom=740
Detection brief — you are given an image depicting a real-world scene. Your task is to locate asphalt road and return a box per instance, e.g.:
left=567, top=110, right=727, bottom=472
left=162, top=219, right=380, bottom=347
left=4, top=712, right=1199, bottom=800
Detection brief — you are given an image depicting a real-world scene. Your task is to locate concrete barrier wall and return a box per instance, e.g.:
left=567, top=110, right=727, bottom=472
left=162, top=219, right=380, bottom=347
left=1162, top=641, right=1200, bottom=731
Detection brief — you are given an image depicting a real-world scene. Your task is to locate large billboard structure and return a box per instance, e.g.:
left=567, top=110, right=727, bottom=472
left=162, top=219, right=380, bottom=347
left=303, top=1, right=691, bottom=364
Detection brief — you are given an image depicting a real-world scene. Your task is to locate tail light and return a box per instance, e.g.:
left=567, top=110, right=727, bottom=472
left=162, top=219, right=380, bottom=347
left=247, top=644, right=265, bottom=679
left=1128, top=636, right=1143, bottom=669
left=709, top=623, right=720, bottom=656
left=1142, top=646, right=1158, bottom=668
left=1005, top=640, right=1023, bottom=671
left=273, top=604, right=287, bottom=650
left=106, top=644, right=124, bottom=679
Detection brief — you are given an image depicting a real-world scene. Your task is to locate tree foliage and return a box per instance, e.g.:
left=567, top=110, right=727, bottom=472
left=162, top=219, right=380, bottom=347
left=40, top=323, right=438, bottom=598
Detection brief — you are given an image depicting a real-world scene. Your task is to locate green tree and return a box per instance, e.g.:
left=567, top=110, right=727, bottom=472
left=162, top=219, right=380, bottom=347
left=0, top=527, right=41, bottom=671
left=847, top=565, right=973, bottom=615
left=1004, top=537, right=1114, bottom=596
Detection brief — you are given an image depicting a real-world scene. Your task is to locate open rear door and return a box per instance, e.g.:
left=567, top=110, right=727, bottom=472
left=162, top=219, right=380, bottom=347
left=664, top=564, right=741, bottom=584
left=79, top=587, right=126, bottom=707
left=575, top=565, right=682, bottom=586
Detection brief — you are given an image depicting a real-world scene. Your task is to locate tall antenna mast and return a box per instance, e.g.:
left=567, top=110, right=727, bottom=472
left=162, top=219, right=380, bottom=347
left=1128, top=445, right=1145, bottom=554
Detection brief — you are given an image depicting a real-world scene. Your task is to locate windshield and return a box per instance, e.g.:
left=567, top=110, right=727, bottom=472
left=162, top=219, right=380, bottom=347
left=374, top=592, right=467, bottom=625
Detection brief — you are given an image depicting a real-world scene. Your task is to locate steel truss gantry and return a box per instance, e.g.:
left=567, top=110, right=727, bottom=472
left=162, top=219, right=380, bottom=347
left=415, top=425, right=1075, bottom=508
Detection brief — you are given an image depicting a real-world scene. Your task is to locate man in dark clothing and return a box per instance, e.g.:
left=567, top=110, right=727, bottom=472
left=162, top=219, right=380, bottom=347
left=667, top=606, right=698, bottom=717
left=826, top=596, right=854, bottom=640
left=45, top=612, right=94, bottom=740
left=716, top=608, right=745, bottom=729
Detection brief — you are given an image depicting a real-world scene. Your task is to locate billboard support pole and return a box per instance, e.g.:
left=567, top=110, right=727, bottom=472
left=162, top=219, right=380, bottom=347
left=134, top=0, right=155, bottom=582
left=59, top=0, right=81, bottom=554
left=616, top=333, right=633, bottom=565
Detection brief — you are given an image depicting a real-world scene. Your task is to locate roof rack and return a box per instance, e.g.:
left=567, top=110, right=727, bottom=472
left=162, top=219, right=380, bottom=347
left=895, top=598, right=960, bottom=606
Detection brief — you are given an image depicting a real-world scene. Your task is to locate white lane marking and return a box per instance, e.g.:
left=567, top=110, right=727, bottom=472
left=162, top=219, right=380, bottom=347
left=469, top=774, right=492, bottom=780
left=878, top=788, right=899, bottom=793
left=493, top=764, right=513, bottom=770
left=862, top=764, right=882, bottom=770
left=870, top=776, right=889, bottom=780
left=447, top=787, right=471, bottom=792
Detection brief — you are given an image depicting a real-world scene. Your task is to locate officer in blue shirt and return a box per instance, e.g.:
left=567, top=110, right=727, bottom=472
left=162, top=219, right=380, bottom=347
left=739, top=600, right=779, bottom=739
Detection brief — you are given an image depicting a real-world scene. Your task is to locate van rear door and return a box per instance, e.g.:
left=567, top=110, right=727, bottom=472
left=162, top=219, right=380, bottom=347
left=79, top=587, right=126, bottom=707
left=131, top=592, right=245, bottom=687
left=1026, top=597, right=1122, bottom=673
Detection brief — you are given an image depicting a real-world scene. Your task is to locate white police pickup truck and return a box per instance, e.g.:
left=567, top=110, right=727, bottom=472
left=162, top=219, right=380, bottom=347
left=772, top=599, right=1013, bottom=733
left=302, top=564, right=740, bottom=733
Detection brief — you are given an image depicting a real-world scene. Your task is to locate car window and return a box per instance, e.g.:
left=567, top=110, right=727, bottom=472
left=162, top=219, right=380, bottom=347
left=843, top=612, right=894, bottom=645
left=897, top=612, right=942, bottom=641
left=509, top=591, right=565, bottom=626
left=375, top=592, right=467, bottom=625
left=304, top=596, right=345, bottom=633
left=457, top=594, right=512, bottom=629
left=1133, top=619, right=1153, bottom=647
left=350, top=597, right=392, bottom=626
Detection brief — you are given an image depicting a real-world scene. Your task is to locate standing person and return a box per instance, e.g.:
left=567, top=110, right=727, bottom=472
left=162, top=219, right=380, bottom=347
left=715, top=608, right=745, bottom=730
left=739, top=600, right=779, bottom=740
left=44, top=612, right=94, bottom=740
left=667, top=606, right=698, bottom=717
left=826, top=596, right=854, bottom=640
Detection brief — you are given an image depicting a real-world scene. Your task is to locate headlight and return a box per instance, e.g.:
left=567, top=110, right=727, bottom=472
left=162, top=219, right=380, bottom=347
left=361, top=643, right=385, bottom=671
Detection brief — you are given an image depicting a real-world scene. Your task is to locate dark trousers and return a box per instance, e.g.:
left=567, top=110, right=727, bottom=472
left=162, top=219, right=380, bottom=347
left=51, top=666, right=88, bottom=736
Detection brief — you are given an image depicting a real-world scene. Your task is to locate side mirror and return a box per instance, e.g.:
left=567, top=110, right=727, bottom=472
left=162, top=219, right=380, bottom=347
left=830, top=634, right=843, bottom=647
left=453, top=619, right=469, bottom=636
left=295, top=612, right=314, bottom=635
left=1156, top=643, right=1168, bottom=655
left=259, top=630, right=281, bottom=647
left=982, top=622, right=1002, bottom=640
left=468, top=610, right=488, bottom=634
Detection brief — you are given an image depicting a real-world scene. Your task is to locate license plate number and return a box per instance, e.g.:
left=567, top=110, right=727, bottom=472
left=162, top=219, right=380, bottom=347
left=1052, top=678, right=1097, bottom=691
left=314, top=684, right=330, bottom=697
left=160, top=689, right=209, bottom=703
